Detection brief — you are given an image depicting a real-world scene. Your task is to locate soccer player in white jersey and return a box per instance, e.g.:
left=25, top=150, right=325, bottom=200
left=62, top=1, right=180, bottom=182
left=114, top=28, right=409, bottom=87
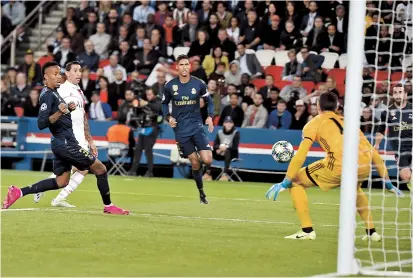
left=34, top=61, right=97, bottom=207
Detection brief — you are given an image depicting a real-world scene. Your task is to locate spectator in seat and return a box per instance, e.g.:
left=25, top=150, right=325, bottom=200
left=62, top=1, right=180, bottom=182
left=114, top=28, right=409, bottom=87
left=306, top=16, right=324, bottom=53
left=290, top=99, right=309, bottom=130
left=207, top=79, right=221, bottom=116
left=151, top=71, right=166, bottom=99
left=216, top=1, right=232, bottom=29
left=209, top=62, right=227, bottom=83
left=219, top=93, right=244, bottom=127
left=81, top=11, right=98, bottom=38
left=11, top=72, right=30, bottom=105
left=282, top=49, right=301, bottom=81
left=119, top=41, right=135, bottom=73
left=202, top=46, right=229, bottom=77
left=404, top=81, right=412, bottom=102
left=261, top=3, right=278, bottom=27
left=362, top=67, right=375, bottom=91
left=280, top=75, right=308, bottom=101
left=400, top=66, right=412, bottom=85
left=258, top=75, right=275, bottom=99
left=187, top=30, right=211, bottom=62
left=108, top=69, right=127, bottom=111
left=360, top=107, right=377, bottom=134
left=2, top=0, right=25, bottom=27
left=236, top=0, right=254, bottom=26
left=242, top=93, right=268, bottom=128
left=326, top=76, right=340, bottom=97
left=236, top=43, right=263, bottom=79
left=226, top=16, right=240, bottom=44
left=239, top=73, right=252, bottom=98
left=264, top=87, right=281, bottom=113
left=1, top=7, right=13, bottom=38
left=18, top=50, right=42, bottom=86
left=133, top=0, right=155, bottom=24
left=369, top=94, right=387, bottom=122
left=121, top=12, right=137, bottom=38
left=215, top=28, right=236, bottom=62
left=239, top=10, right=261, bottom=50
left=89, top=92, right=112, bottom=121
left=5, top=67, right=17, bottom=89
left=332, top=5, right=348, bottom=35
left=182, top=12, right=199, bottom=46
left=127, top=71, right=146, bottom=99
left=109, top=25, right=130, bottom=54
left=98, top=0, right=113, bottom=22
left=365, top=12, right=380, bottom=53
left=118, top=89, right=136, bottom=124
left=79, top=66, right=96, bottom=105
left=224, top=61, right=241, bottom=86
left=154, top=1, right=170, bottom=26
left=162, top=15, right=181, bottom=48
left=280, top=20, right=302, bottom=51
left=206, top=14, right=221, bottom=46
left=221, top=83, right=241, bottom=108
left=204, top=116, right=240, bottom=181
left=1, top=78, right=16, bottom=116
left=23, top=88, right=40, bottom=117
left=129, top=25, right=146, bottom=53
left=145, top=14, right=160, bottom=37
left=150, top=28, right=167, bottom=58
left=319, top=24, right=345, bottom=54
left=105, top=9, right=120, bottom=38
left=284, top=1, right=300, bottom=29
left=307, top=104, right=319, bottom=122
left=261, top=15, right=282, bottom=51
left=49, top=28, right=65, bottom=54
left=390, top=23, right=408, bottom=69
left=190, top=58, right=208, bottom=82
left=173, top=0, right=190, bottom=29
left=299, top=46, right=324, bottom=83
left=303, top=84, right=327, bottom=104
left=77, top=40, right=100, bottom=72
left=103, top=54, right=127, bottom=83
left=89, top=23, right=112, bottom=59
left=116, top=1, right=134, bottom=17
left=59, top=7, right=80, bottom=36
left=97, top=76, right=110, bottom=103
left=135, top=38, right=158, bottom=75
left=197, top=0, right=212, bottom=26
left=267, top=99, right=292, bottom=130
left=300, top=1, right=319, bottom=37
left=54, top=37, right=76, bottom=68
left=66, top=22, right=85, bottom=55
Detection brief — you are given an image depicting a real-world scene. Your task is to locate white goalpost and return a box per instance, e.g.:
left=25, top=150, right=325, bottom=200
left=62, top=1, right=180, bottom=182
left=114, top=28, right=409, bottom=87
left=337, top=0, right=412, bottom=276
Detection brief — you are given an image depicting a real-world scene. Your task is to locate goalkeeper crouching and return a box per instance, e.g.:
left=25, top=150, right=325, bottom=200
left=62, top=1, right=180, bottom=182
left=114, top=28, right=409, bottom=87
left=265, top=92, right=404, bottom=241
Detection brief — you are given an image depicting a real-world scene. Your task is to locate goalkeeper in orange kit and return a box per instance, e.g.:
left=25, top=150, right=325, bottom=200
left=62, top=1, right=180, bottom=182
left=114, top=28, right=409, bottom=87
left=265, top=92, right=404, bottom=241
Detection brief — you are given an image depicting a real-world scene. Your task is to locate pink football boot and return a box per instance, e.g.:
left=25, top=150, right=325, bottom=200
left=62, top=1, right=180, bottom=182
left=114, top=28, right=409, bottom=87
left=103, top=204, right=130, bottom=215
left=2, top=186, right=22, bottom=209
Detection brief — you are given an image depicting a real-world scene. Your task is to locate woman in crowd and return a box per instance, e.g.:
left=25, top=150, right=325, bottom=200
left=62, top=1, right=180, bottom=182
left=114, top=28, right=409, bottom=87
left=202, top=46, right=229, bottom=77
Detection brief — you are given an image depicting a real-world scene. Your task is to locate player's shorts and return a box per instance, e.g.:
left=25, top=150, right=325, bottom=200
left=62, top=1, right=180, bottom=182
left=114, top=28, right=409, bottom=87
left=52, top=143, right=96, bottom=176
left=176, top=128, right=211, bottom=158
left=395, top=151, right=412, bottom=169
left=295, top=160, right=370, bottom=191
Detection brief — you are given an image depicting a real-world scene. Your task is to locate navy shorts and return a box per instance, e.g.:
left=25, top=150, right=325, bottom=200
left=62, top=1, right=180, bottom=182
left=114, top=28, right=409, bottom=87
left=52, top=143, right=96, bottom=176
left=395, top=151, right=412, bottom=169
left=176, top=128, right=211, bottom=158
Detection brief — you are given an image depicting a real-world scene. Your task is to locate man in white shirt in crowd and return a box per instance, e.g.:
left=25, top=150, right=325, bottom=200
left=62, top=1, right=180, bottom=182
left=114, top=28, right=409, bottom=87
left=103, top=54, right=127, bottom=83
left=89, top=23, right=112, bottom=59
left=300, top=1, right=318, bottom=37
left=2, top=0, right=25, bottom=27
left=34, top=61, right=98, bottom=207
left=133, top=0, right=155, bottom=24
left=89, top=92, right=113, bottom=121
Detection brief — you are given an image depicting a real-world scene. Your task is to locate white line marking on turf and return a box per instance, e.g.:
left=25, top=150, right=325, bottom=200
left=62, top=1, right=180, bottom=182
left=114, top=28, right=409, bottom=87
left=0, top=208, right=40, bottom=212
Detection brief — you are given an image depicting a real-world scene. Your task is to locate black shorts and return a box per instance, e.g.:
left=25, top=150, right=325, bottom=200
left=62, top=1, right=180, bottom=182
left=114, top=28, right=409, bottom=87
left=52, top=143, right=96, bottom=176
left=176, top=128, right=211, bottom=158
left=395, top=151, right=412, bottom=169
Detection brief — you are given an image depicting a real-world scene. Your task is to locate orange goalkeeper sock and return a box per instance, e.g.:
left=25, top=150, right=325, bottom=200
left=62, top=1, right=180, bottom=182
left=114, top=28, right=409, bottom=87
left=290, top=184, right=313, bottom=229
left=356, top=188, right=374, bottom=230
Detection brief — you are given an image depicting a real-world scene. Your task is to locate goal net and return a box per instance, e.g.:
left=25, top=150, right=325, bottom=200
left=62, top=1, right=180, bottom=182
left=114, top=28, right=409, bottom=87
left=338, top=0, right=412, bottom=276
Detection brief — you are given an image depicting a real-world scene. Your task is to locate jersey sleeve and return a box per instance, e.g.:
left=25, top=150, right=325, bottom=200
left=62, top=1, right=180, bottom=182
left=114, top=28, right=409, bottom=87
left=375, top=110, right=387, bottom=134
left=199, top=80, right=214, bottom=117
left=301, top=119, right=318, bottom=143
left=37, top=91, right=55, bottom=130
left=161, top=83, right=172, bottom=116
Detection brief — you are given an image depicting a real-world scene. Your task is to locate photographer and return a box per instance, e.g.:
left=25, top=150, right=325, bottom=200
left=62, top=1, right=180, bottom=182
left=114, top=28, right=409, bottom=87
left=128, top=87, right=161, bottom=177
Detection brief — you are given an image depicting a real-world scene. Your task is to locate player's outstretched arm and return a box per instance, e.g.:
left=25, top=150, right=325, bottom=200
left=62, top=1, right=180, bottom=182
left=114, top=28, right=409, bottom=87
left=38, top=93, right=67, bottom=129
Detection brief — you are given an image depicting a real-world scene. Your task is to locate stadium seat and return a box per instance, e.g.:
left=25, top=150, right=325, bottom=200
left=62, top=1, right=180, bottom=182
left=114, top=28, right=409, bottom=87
left=264, top=65, right=284, bottom=81
left=391, top=72, right=403, bottom=82
left=275, top=80, right=292, bottom=90
left=338, top=54, right=347, bottom=69
left=401, top=55, right=412, bottom=70
left=173, top=46, right=190, bottom=60
left=328, top=68, right=346, bottom=84
left=255, top=50, right=275, bottom=67
left=234, top=49, right=256, bottom=59
left=251, top=79, right=266, bottom=88
left=274, top=51, right=289, bottom=66
left=14, top=107, right=24, bottom=117
left=336, top=84, right=346, bottom=97
left=112, top=111, right=118, bottom=120
left=167, top=46, right=173, bottom=57
left=99, top=59, right=110, bottom=68
left=89, top=72, right=98, bottom=80
left=37, top=56, right=53, bottom=67
left=320, top=52, right=339, bottom=69
left=213, top=116, right=220, bottom=126
left=100, top=90, right=108, bottom=103
left=371, top=71, right=390, bottom=82
left=302, top=81, right=315, bottom=93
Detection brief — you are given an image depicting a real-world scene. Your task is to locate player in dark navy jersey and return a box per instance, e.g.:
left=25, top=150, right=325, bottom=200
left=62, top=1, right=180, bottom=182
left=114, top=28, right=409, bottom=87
left=162, top=55, right=214, bottom=204
left=375, top=84, right=412, bottom=191
left=2, top=61, right=129, bottom=214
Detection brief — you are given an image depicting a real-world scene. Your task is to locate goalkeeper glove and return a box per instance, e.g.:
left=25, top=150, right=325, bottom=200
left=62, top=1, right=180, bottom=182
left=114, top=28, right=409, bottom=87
left=385, top=180, right=404, bottom=197
left=265, top=179, right=292, bottom=201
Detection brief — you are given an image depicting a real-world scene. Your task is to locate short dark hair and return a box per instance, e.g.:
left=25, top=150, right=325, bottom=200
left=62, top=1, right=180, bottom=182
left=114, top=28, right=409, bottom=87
left=393, top=83, right=404, bottom=89
left=42, top=61, right=59, bottom=77
left=278, top=99, right=287, bottom=105
left=246, top=84, right=255, bottom=90
left=65, top=61, right=81, bottom=72
left=318, top=92, right=338, bottom=112
left=176, top=54, right=189, bottom=63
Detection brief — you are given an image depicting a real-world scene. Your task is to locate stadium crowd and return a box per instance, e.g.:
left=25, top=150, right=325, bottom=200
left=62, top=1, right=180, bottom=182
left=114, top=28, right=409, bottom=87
left=1, top=0, right=412, bottom=132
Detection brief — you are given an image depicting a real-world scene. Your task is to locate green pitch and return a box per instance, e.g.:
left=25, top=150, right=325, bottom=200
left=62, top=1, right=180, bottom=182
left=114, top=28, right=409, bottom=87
left=1, top=170, right=411, bottom=276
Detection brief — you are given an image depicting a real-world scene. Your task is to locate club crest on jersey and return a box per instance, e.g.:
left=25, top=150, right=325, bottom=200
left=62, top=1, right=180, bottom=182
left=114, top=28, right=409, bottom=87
left=191, top=88, right=196, bottom=94
left=390, top=111, right=397, bottom=120
left=172, top=85, right=178, bottom=93
left=40, top=103, right=47, bottom=111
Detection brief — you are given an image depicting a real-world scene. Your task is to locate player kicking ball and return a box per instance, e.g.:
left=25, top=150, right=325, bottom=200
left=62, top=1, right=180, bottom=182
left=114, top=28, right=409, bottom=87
left=34, top=61, right=95, bottom=208
left=2, top=61, right=129, bottom=215
left=162, top=54, right=214, bottom=204
left=265, top=92, right=403, bottom=240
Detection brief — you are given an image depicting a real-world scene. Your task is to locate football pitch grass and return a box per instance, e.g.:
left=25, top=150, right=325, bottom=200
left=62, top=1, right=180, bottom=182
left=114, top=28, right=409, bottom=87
left=1, top=170, right=411, bottom=276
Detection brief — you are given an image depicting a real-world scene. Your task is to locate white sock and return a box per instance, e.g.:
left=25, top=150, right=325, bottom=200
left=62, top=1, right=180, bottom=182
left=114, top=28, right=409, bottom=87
left=54, top=172, right=84, bottom=202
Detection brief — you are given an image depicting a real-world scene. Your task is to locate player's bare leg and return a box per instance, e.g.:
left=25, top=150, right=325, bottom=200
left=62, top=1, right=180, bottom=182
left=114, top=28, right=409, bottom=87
left=400, top=168, right=412, bottom=192
left=189, top=151, right=211, bottom=204
left=51, top=168, right=88, bottom=208
left=89, top=159, right=129, bottom=214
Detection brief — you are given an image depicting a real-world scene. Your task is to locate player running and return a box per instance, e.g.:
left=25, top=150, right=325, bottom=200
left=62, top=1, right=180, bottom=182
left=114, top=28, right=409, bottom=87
left=2, top=61, right=129, bottom=215
left=265, top=92, right=403, bottom=240
left=374, top=84, right=412, bottom=191
left=162, top=55, right=214, bottom=204
left=34, top=61, right=95, bottom=207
